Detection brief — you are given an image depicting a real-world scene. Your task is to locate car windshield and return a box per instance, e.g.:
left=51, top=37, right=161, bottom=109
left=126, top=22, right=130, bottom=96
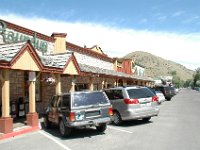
left=72, top=92, right=108, bottom=107
left=127, top=88, right=154, bottom=99
left=155, top=90, right=163, bottom=94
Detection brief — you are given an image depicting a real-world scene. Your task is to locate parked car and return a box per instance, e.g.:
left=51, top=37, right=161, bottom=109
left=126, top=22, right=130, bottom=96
left=155, top=90, right=165, bottom=104
left=146, top=87, right=165, bottom=104
left=170, top=86, right=176, bottom=96
left=154, top=85, right=175, bottom=100
left=104, top=86, right=160, bottom=125
left=43, top=91, right=113, bottom=137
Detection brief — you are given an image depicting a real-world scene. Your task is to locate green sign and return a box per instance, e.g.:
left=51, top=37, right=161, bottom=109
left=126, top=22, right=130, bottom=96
left=0, top=20, right=48, bottom=53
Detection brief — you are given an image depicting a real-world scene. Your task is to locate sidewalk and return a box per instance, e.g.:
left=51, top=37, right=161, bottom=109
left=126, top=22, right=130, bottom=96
left=0, top=125, right=40, bottom=140
left=0, top=117, right=43, bottom=140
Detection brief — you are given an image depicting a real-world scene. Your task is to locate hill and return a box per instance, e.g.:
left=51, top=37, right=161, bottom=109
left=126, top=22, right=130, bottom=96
left=123, top=51, right=194, bottom=81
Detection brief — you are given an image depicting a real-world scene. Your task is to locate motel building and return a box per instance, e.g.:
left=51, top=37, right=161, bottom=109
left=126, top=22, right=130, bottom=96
left=0, top=19, right=153, bottom=134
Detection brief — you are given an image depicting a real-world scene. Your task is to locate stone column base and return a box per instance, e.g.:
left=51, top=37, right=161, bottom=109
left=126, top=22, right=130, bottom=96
left=26, top=112, right=39, bottom=127
left=0, top=117, right=13, bottom=134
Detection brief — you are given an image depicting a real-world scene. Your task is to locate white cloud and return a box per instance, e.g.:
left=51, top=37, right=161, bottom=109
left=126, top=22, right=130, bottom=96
left=172, top=11, right=185, bottom=17
left=1, top=14, right=200, bottom=70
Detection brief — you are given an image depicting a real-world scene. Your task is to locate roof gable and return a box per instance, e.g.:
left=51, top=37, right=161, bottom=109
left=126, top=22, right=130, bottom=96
left=63, top=54, right=80, bottom=75
left=10, top=41, right=43, bottom=71
left=88, top=45, right=104, bottom=55
left=66, top=41, right=113, bottom=63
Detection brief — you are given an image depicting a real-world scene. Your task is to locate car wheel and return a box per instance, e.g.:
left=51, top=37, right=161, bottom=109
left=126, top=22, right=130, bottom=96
left=96, top=124, right=107, bottom=133
left=142, top=117, right=151, bottom=122
left=59, top=120, right=71, bottom=137
left=167, top=98, right=171, bottom=101
left=113, top=111, right=122, bottom=125
left=43, top=115, right=51, bottom=129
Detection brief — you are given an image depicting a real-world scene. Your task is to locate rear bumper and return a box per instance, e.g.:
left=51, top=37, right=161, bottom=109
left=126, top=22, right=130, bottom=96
left=158, top=97, right=165, bottom=103
left=121, top=107, right=160, bottom=121
left=68, top=117, right=111, bottom=127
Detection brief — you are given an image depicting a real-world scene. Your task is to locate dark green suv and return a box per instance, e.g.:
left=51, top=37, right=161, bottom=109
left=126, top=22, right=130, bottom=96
left=154, top=85, right=176, bottom=100
left=43, top=91, right=113, bottom=137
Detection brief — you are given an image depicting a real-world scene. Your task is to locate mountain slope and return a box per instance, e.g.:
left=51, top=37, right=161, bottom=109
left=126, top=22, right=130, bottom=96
left=123, top=51, right=194, bottom=81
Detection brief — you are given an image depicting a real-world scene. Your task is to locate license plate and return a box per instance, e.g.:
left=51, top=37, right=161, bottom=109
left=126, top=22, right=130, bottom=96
left=76, top=114, right=84, bottom=121
left=141, top=103, right=151, bottom=107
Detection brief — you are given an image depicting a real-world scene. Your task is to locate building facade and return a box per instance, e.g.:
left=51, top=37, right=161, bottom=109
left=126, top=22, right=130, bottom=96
left=0, top=19, right=153, bottom=134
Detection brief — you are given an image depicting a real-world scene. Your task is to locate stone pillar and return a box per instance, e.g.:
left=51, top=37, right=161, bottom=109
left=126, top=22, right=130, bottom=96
left=29, top=81, right=35, bottom=113
left=0, top=69, right=13, bottom=134
left=70, top=76, right=75, bottom=92
left=55, top=74, right=61, bottom=94
left=89, top=77, right=94, bottom=91
left=104, top=80, right=108, bottom=89
left=115, top=79, right=119, bottom=87
left=26, top=74, right=38, bottom=127
left=101, top=80, right=105, bottom=90
left=123, top=80, right=127, bottom=86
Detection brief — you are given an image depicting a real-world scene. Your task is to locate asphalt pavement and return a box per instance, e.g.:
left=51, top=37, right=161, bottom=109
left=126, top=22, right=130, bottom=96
left=0, top=88, right=200, bottom=150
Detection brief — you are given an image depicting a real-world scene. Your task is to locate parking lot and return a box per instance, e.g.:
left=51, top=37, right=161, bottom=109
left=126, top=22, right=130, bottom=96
left=0, top=88, right=200, bottom=150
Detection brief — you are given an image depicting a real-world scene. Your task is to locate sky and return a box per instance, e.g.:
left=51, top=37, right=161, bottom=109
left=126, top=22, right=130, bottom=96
left=0, top=0, right=200, bottom=70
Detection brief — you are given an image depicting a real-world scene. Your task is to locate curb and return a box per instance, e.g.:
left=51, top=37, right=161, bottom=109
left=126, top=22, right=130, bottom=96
left=0, top=126, right=40, bottom=141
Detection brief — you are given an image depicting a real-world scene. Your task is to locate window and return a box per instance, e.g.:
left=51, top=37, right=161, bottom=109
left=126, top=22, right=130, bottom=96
left=72, top=92, right=108, bottom=107
left=104, top=90, right=114, bottom=100
left=127, top=88, right=154, bottom=99
left=50, top=96, right=58, bottom=107
left=117, top=62, right=122, bottom=68
left=24, top=72, right=29, bottom=101
left=105, top=90, right=123, bottom=100
left=62, top=95, right=70, bottom=108
left=113, top=90, right=123, bottom=99
left=75, top=84, right=88, bottom=91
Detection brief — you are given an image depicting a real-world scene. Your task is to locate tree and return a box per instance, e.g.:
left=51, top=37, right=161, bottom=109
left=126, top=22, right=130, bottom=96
left=183, top=79, right=193, bottom=87
left=170, top=71, right=177, bottom=76
left=193, top=67, right=200, bottom=87
left=170, top=70, right=183, bottom=87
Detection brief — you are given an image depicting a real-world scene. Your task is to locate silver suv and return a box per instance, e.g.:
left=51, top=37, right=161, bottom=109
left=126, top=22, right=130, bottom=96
left=104, top=86, right=159, bottom=125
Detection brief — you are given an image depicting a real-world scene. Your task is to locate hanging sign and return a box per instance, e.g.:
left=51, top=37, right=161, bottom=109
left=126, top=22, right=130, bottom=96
left=29, top=72, right=36, bottom=81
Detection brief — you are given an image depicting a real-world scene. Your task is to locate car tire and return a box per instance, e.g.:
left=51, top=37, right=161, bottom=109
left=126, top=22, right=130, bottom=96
left=113, top=111, right=122, bottom=126
left=96, top=124, right=107, bottom=133
left=43, top=115, right=51, bottom=129
left=142, top=117, right=151, bottom=122
left=167, top=98, right=171, bottom=101
left=59, top=120, right=71, bottom=137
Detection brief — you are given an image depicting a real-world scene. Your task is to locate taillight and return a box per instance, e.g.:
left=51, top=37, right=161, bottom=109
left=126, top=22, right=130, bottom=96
left=109, top=107, right=113, bottom=116
left=69, top=112, right=75, bottom=122
left=124, top=98, right=139, bottom=104
left=152, top=96, right=158, bottom=102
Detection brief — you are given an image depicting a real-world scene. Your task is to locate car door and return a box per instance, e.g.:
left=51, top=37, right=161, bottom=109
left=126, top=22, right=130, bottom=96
left=48, top=95, right=60, bottom=124
left=105, top=89, right=124, bottom=114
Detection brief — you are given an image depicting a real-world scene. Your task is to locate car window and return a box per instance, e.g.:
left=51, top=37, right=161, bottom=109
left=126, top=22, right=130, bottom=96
left=104, top=90, right=114, bottom=100
left=147, top=87, right=156, bottom=94
left=127, top=88, right=154, bottom=99
left=72, top=92, right=108, bottom=107
left=170, top=87, right=175, bottom=90
left=57, top=96, right=61, bottom=107
left=105, top=89, right=124, bottom=100
left=155, top=90, right=162, bottom=94
left=62, top=95, right=70, bottom=108
left=50, top=96, right=58, bottom=107
left=113, top=90, right=123, bottom=99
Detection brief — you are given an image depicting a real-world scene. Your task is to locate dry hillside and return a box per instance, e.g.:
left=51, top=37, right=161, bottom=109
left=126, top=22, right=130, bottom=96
left=123, top=51, right=194, bottom=81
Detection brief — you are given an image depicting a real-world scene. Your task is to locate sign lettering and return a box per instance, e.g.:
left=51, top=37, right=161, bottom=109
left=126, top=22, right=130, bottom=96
left=0, top=20, right=48, bottom=53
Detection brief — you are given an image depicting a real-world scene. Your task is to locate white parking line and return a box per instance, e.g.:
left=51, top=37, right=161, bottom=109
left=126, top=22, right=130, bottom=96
left=108, top=126, right=133, bottom=134
left=39, top=131, right=71, bottom=150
